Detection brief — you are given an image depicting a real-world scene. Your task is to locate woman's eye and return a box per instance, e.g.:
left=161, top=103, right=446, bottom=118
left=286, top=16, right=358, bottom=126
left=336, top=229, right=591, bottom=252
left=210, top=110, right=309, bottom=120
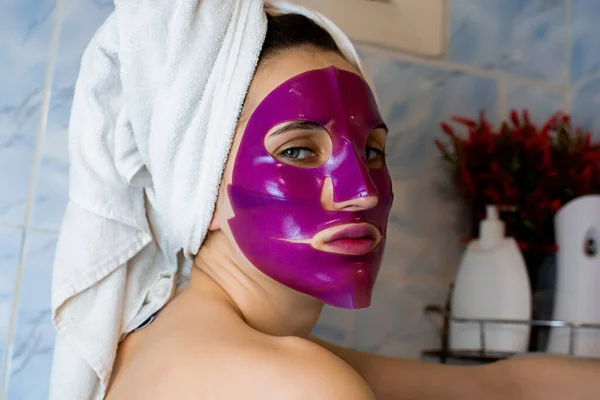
left=366, top=147, right=384, bottom=163
left=280, top=147, right=315, bottom=161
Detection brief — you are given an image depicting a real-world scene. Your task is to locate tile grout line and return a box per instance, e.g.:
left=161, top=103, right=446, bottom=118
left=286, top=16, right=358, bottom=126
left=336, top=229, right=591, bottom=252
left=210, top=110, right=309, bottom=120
left=0, top=0, right=64, bottom=397
left=362, top=42, right=569, bottom=92
left=571, top=69, right=600, bottom=92
left=0, top=223, right=60, bottom=235
left=564, top=0, right=573, bottom=113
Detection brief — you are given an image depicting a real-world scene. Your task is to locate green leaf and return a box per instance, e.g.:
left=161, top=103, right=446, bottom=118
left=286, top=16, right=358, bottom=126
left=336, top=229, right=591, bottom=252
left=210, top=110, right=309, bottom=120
left=524, top=219, right=535, bottom=230
left=510, top=155, right=520, bottom=171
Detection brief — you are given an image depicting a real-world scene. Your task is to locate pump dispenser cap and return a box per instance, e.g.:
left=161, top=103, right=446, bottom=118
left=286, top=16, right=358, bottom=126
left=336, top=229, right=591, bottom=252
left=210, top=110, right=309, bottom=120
left=480, top=205, right=505, bottom=249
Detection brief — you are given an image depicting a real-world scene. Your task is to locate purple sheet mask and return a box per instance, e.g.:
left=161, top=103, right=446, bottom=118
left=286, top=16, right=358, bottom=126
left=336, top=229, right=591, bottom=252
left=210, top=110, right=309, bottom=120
left=228, top=66, right=393, bottom=309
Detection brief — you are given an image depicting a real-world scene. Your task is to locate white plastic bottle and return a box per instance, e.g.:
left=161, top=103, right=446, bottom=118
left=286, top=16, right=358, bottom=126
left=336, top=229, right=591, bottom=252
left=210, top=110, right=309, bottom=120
left=449, top=205, right=532, bottom=354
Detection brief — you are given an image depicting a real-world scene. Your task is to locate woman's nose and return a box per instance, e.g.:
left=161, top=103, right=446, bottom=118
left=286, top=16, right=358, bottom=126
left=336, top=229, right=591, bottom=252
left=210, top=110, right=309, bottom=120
left=320, top=177, right=379, bottom=211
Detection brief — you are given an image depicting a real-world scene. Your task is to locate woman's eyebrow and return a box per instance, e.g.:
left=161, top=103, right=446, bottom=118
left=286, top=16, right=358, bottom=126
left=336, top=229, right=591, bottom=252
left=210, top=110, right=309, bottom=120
left=268, top=121, right=323, bottom=137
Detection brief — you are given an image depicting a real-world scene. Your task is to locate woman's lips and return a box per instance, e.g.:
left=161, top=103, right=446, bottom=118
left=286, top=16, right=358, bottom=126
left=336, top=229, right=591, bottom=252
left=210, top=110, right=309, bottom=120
left=313, top=223, right=382, bottom=256
left=323, top=237, right=377, bottom=256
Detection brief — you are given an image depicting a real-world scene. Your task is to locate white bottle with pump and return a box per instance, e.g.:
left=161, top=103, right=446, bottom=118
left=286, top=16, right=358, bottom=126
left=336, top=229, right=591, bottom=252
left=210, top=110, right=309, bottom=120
left=449, top=205, right=532, bottom=354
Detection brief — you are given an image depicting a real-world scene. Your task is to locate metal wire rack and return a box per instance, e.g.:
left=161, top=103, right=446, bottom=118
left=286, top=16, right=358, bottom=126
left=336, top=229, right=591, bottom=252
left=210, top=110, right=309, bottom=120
left=421, top=284, right=600, bottom=363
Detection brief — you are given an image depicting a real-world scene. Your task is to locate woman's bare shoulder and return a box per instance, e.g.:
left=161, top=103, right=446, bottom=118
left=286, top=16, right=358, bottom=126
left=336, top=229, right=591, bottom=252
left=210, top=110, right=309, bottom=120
left=162, top=335, right=375, bottom=400
left=108, top=294, right=373, bottom=399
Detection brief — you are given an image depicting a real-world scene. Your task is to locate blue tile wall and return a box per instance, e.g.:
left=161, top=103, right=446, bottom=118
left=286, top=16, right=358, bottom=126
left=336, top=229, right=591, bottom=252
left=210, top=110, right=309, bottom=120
left=31, top=1, right=114, bottom=230
left=506, top=81, right=565, bottom=124
left=312, top=306, right=354, bottom=345
left=0, top=0, right=54, bottom=225
left=352, top=279, right=448, bottom=358
left=572, top=75, right=600, bottom=137
left=360, top=47, right=499, bottom=175
left=1, top=0, right=595, bottom=397
left=6, top=232, right=57, bottom=400
left=0, top=228, right=22, bottom=394
left=571, top=0, right=600, bottom=82
left=449, top=0, right=568, bottom=83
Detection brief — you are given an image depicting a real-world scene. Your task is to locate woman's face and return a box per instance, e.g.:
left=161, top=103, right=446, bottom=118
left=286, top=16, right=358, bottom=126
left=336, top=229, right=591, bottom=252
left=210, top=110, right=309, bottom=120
left=210, top=47, right=393, bottom=309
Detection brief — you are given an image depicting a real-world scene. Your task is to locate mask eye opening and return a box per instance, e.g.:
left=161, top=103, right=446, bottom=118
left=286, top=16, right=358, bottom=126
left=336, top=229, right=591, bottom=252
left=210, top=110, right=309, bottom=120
left=263, top=120, right=333, bottom=169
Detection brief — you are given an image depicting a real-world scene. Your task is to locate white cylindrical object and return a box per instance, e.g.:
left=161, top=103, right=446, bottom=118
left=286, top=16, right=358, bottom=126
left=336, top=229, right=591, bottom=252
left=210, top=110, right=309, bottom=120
left=450, top=206, right=531, bottom=354
left=547, top=195, right=600, bottom=358
left=450, top=238, right=532, bottom=353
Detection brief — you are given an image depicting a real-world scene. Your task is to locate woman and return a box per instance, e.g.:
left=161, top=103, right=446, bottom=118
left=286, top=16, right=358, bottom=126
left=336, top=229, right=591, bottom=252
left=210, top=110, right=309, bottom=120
left=104, top=13, right=600, bottom=400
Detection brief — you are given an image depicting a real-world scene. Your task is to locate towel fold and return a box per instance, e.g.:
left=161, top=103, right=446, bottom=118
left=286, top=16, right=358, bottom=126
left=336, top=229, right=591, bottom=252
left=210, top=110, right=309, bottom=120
left=49, top=1, right=375, bottom=399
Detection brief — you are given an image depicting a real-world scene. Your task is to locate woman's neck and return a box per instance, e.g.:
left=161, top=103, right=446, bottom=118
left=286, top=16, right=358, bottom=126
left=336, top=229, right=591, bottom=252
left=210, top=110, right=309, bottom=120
left=188, top=231, right=324, bottom=338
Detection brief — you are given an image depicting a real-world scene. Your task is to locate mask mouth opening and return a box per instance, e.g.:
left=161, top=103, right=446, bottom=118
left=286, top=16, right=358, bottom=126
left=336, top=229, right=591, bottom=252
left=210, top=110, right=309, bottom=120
left=310, top=222, right=382, bottom=256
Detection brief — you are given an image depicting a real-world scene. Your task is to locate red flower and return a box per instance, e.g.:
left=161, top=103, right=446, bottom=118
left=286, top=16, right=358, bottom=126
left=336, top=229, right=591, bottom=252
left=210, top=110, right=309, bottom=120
left=435, top=109, right=600, bottom=260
